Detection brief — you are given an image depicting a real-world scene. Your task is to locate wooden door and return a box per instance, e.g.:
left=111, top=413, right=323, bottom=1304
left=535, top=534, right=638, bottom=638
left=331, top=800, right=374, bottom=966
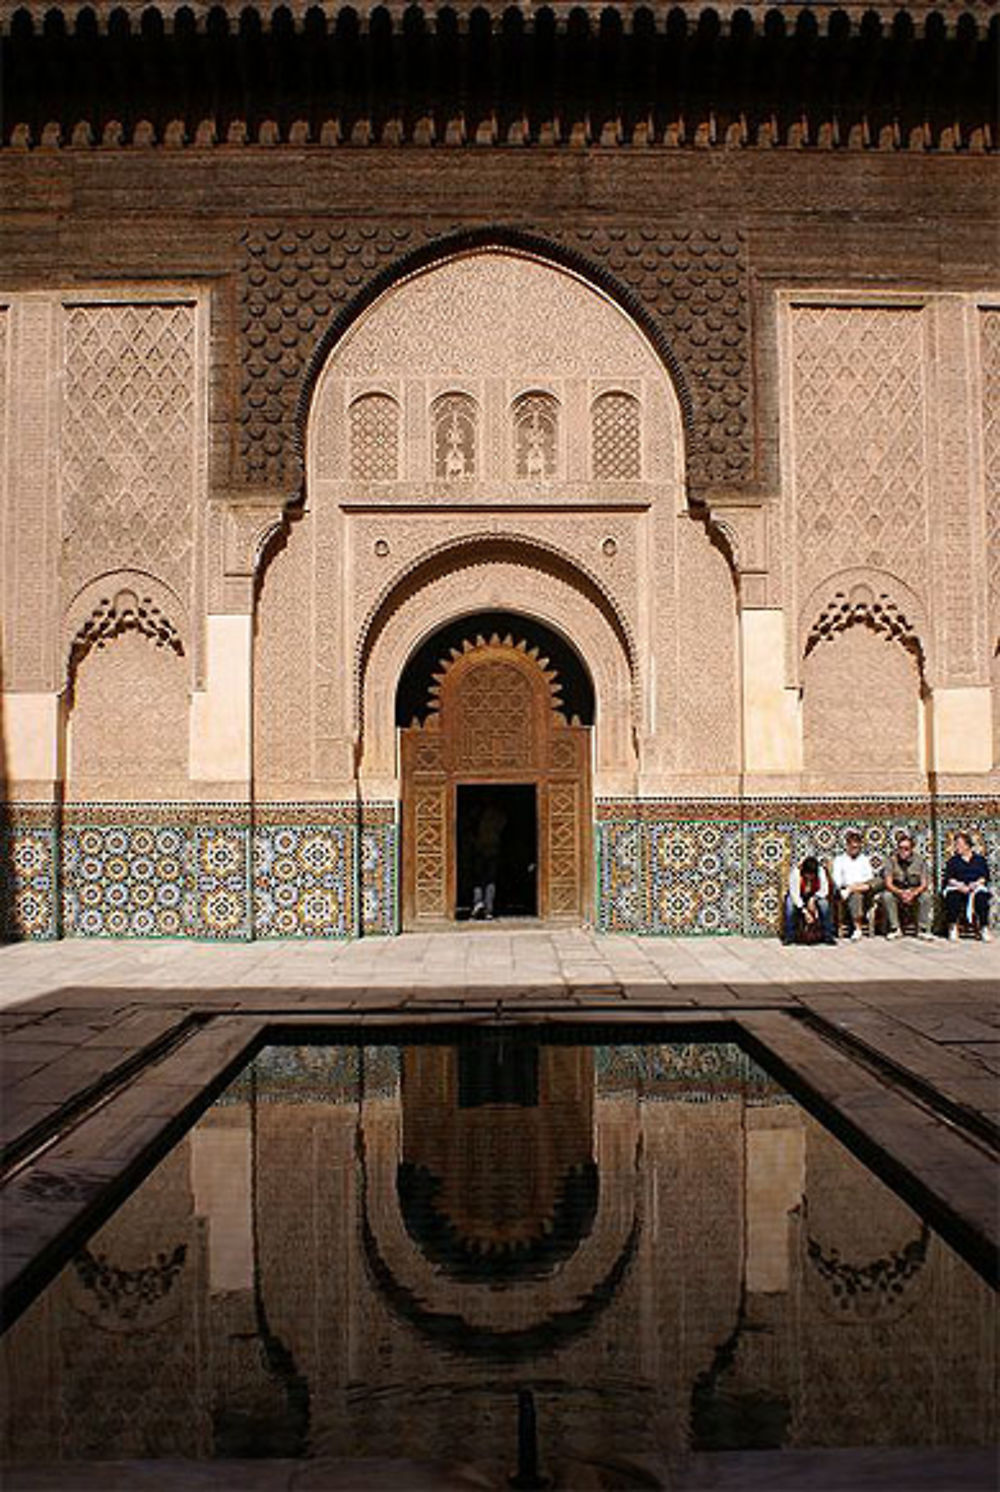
left=400, top=634, right=590, bottom=928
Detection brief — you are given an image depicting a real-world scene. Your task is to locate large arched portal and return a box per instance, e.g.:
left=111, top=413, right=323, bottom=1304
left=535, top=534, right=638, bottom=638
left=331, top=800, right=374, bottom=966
left=397, top=614, right=594, bottom=927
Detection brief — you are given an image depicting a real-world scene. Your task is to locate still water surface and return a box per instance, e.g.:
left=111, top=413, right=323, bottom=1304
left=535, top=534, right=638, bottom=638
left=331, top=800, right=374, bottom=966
left=2, top=1037, right=996, bottom=1480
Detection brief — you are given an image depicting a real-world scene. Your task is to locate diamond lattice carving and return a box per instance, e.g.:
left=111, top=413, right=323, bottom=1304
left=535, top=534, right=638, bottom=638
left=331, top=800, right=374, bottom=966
left=62, top=305, right=196, bottom=595
left=349, top=392, right=399, bottom=480
left=980, top=310, right=1000, bottom=637
left=592, top=391, right=641, bottom=479
left=791, top=307, right=928, bottom=597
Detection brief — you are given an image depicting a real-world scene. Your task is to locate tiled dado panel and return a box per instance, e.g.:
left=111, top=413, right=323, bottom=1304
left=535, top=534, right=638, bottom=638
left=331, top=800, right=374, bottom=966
left=251, top=804, right=397, bottom=938
left=0, top=808, right=59, bottom=941
left=0, top=803, right=398, bottom=941
left=1, top=800, right=994, bottom=940
left=360, top=805, right=399, bottom=937
left=60, top=808, right=253, bottom=940
left=596, top=800, right=1000, bottom=937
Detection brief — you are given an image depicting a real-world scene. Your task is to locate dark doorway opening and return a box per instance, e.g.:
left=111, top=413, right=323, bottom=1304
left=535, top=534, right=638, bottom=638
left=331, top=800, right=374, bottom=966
left=456, top=784, right=537, bottom=920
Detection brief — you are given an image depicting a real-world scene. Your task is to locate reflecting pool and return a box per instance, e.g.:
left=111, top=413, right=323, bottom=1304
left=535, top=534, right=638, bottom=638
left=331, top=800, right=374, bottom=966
left=1, top=1036, right=996, bottom=1480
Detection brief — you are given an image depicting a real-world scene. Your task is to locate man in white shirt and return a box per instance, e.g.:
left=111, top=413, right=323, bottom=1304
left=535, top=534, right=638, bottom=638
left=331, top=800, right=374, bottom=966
left=831, top=830, right=876, bottom=941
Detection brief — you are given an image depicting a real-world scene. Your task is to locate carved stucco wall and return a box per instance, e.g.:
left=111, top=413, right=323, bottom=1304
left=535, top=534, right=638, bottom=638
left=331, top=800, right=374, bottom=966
left=58, top=300, right=204, bottom=786
left=802, top=625, right=923, bottom=780
left=787, top=304, right=930, bottom=671
left=254, top=522, right=314, bottom=787
left=981, top=308, right=1000, bottom=764
left=674, top=516, right=740, bottom=779
left=238, top=226, right=751, bottom=493
left=308, top=250, right=682, bottom=496
left=786, top=298, right=992, bottom=702
left=61, top=303, right=197, bottom=608
left=69, top=630, right=189, bottom=798
left=360, top=556, right=636, bottom=791
left=273, top=247, right=705, bottom=797
left=0, top=304, right=7, bottom=694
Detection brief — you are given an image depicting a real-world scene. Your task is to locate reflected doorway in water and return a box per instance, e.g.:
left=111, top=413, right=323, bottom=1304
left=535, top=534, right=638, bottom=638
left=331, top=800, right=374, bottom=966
left=456, top=783, right=537, bottom=920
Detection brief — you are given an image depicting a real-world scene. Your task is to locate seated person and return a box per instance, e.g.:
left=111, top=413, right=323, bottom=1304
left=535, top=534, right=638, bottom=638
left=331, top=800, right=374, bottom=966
left=943, top=832, right=992, bottom=943
left=784, top=855, right=836, bottom=945
left=832, top=830, right=876, bottom=941
left=881, top=833, right=934, bottom=941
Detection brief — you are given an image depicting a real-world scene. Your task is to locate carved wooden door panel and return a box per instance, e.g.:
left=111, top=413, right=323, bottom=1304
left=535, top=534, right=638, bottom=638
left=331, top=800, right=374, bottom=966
left=401, top=636, right=590, bottom=928
left=401, top=727, right=448, bottom=926
left=544, top=726, right=590, bottom=922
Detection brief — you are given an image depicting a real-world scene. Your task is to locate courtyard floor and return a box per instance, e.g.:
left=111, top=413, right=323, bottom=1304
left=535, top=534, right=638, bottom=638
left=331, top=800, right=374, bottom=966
left=1, top=927, right=998, bottom=1490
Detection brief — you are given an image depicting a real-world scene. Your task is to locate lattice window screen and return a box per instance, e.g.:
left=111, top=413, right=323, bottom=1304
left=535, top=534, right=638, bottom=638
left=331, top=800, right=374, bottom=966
left=432, top=392, right=478, bottom=479
left=513, top=392, right=559, bottom=479
left=349, top=393, right=399, bottom=480
left=592, top=391, right=641, bottom=479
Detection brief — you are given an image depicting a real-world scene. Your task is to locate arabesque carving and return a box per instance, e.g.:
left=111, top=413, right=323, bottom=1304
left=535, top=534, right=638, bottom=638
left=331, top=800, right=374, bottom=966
left=592, top=391, right=641, bottom=480
left=357, top=538, right=638, bottom=789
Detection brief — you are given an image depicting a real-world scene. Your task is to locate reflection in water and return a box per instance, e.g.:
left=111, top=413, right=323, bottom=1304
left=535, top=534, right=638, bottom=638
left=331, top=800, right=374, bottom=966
left=1, top=1038, right=996, bottom=1484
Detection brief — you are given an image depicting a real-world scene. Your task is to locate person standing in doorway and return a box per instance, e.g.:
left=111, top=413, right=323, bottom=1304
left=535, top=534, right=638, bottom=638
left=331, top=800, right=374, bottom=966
left=472, top=799, right=507, bottom=920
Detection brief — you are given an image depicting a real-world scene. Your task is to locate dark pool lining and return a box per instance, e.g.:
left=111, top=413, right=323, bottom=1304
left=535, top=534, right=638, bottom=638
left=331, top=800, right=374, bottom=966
left=1, top=1013, right=995, bottom=1337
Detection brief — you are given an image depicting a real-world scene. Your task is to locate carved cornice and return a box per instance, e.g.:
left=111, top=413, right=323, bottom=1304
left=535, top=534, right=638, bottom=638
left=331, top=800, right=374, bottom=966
left=4, top=5, right=993, bottom=154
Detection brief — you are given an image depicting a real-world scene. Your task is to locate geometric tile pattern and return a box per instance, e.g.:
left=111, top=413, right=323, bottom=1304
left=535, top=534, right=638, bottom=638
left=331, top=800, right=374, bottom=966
left=0, top=818, right=58, bottom=941
left=62, top=823, right=188, bottom=938
left=597, top=798, right=999, bottom=937
left=647, top=820, right=743, bottom=935
left=252, top=823, right=352, bottom=939
left=190, top=824, right=251, bottom=940
left=361, top=808, right=398, bottom=936
left=2, top=798, right=996, bottom=941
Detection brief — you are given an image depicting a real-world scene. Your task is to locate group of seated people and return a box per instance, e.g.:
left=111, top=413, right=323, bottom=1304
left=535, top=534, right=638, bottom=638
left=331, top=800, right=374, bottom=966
left=783, top=829, right=993, bottom=946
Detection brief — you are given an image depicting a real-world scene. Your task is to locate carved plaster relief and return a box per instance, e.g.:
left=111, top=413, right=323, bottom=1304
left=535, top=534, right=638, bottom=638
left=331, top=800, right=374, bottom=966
left=803, top=625, right=923, bottom=779
left=981, top=308, right=1000, bottom=762
left=347, top=515, right=640, bottom=646
left=308, top=250, right=682, bottom=506
left=68, top=628, right=189, bottom=797
left=788, top=303, right=929, bottom=613
left=3, top=299, right=59, bottom=691
left=61, top=302, right=199, bottom=606
left=978, top=309, right=1000, bottom=646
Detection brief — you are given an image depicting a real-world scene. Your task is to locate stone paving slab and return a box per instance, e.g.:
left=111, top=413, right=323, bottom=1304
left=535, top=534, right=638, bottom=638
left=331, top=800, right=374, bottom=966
left=0, top=1017, right=265, bottom=1324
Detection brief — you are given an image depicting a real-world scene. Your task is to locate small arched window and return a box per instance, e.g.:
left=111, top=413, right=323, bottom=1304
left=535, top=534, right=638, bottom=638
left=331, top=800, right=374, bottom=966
left=432, top=392, right=478, bottom=479
left=349, top=393, right=399, bottom=480
left=513, top=392, right=559, bottom=480
left=592, top=391, right=641, bottom=479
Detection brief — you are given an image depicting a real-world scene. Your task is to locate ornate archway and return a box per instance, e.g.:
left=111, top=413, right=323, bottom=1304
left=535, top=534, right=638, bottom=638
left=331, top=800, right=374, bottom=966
left=401, top=630, right=591, bottom=927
